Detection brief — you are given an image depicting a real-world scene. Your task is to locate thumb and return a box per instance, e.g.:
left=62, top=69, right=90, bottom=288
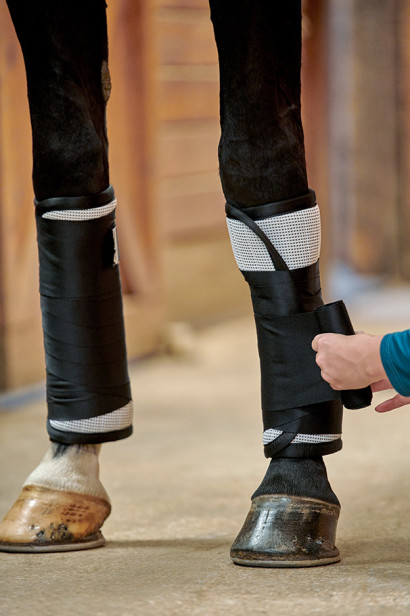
left=312, top=333, right=324, bottom=352
left=371, top=379, right=393, bottom=393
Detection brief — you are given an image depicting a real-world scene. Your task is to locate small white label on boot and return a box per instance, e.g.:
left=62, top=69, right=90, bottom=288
left=112, top=225, right=120, bottom=266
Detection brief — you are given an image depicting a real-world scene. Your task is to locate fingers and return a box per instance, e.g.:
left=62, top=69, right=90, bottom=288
left=375, top=394, right=410, bottom=413
left=311, top=332, right=345, bottom=352
left=371, top=379, right=393, bottom=393
left=311, top=333, right=352, bottom=389
left=312, top=334, right=335, bottom=386
left=311, top=333, right=324, bottom=352
left=318, top=369, right=343, bottom=390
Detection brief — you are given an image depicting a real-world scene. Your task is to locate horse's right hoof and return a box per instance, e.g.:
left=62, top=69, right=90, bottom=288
left=0, top=485, right=111, bottom=553
left=230, top=494, right=340, bottom=567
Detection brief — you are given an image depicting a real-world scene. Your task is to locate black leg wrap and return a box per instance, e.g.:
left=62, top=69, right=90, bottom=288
left=35, top=186, right=132, bottom=444
left=226, top=191, right=372, bottom=459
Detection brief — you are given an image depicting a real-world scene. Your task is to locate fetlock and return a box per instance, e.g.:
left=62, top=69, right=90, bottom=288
left=24, top=443, right=110, bottom=502
left=252, top=457, right=340, bottom=506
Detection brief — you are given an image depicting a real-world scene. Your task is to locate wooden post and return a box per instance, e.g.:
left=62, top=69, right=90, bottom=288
left=327, top=0, right=401, bottom=276
left=302, top=0, right=331, bottom=279
left=397, top=0, right=410, bottom=279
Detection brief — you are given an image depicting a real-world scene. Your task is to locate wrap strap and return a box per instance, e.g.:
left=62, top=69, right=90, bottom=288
left=226, top=191, right=373, bottom=458
left=36, top=191, right=132, bottom=424
left=262, top=401, right=342, bottom=458
left=227, top=196, right=372, bottom=412
left=35, top=185, right=115, bottom=215
left=227, top=189, right=317, bottom=221
left=255, top=308, right=338, bottom=412
left=226, top=202, right=288, bottom=270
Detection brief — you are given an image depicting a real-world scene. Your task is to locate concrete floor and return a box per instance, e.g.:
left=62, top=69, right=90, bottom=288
left=0, top=292, right=409, bottom=616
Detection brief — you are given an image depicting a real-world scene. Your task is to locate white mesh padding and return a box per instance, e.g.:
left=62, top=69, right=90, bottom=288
left=49, top=401, right=133, bottom=434
left=227, top=205, right=321, bottom=271
left=263, top=429, right=341, bottom=446
left=42, top=200, right=117, bottom=220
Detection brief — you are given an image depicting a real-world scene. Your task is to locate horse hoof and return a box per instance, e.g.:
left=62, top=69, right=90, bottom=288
left=0, top=485, right=111, bottom=553
left=230, top=494, right=340, bottom=567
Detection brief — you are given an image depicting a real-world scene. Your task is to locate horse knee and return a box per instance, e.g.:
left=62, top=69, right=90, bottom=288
left=32, top=118, right=109, bottom=200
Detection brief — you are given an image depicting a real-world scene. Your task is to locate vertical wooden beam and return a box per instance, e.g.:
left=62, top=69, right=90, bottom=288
left=349, top=0, right=399, bottom=275
left=327, top=0, right=402, bottom=278
left=301, top=0, right=331, bottom=276
left=107, top=0, right=164, bottom=355
left=0, top=5, right=7, bottom=390
left=327, top=0, right=356, bottom=268
left=397, top=0, right=410, bottom=278
left=0, top=3, right=44, bottom=389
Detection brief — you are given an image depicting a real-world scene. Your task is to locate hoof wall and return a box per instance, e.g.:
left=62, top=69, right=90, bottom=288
left=231, top=495, right=340, bottom=568
left=0, top=532, right=106, bottom=553
left=0, top=485, right=111, bottom=553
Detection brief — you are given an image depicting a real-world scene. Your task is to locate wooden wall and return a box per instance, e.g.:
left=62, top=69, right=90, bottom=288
left=328, top=0, right=410, bottom=278
left=0, top=1, right=166, bottom=389
left=0, top=0, right=338, bottom=389
left=153, top=0, right=250, bottom=325
left=156, top=0, right=222, bottom=236
left=0, top=0, right=247, bottom=389
left=0, top=1, right=44, bottom=388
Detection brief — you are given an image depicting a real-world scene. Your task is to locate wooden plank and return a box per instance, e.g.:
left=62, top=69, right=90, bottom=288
left=397, top=0, right=410, bottom=278
left=159, top=190, right=225, bottom=238
left=0, top=9, right=39, bottom=327
left=301, top=0, right=331, bottom=274
left=0, top=3, right=44, bottom=387
left=0, top=2, right=10, bottom=389
left=349, top=0, right=399, bottom=274
left=162, top=234, right=250, bottom=326
left=158, top=73, right=219, bottom=122
left=157, top=8, right=217, bottom=65
left=157, top=119, right=220, bottom=178
left=159, top=170, right=224, bottom=236
left=107, top=0, right=164, bottom=352
left=157, top=0, right=209, bottom=9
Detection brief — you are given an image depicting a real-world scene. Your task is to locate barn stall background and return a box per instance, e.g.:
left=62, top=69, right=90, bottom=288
left=0, top=0, right=409, bottom=390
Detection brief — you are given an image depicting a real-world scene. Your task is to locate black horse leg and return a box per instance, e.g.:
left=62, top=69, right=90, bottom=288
left=6, top=0, right=110, bottom=199
left=211, top=0, right=342, bottom=566
left=0, top=0, right=131, bottom=552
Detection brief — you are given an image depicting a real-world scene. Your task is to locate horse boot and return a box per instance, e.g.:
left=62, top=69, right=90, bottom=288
left=0, top=187, right=133, bottom=552
left=226, top=191, right=371, bottom=567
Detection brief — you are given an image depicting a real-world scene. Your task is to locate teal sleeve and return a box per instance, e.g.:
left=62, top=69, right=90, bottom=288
left=380, top=330, right=410, bottom=396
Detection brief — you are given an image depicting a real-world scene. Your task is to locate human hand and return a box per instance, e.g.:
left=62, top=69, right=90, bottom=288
left=311, top=332, right=385, bottom=390
left=371, top=379, right=410, bottom=412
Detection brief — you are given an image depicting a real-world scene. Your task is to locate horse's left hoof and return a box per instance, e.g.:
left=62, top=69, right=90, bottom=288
left=230, top=494, right=340, bottom=568
left=0, top=485, right=111, bottom=553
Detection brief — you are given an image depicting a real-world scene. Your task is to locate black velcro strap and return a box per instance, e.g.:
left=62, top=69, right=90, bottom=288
left=227, top=189, right=317, bottom=221
left=35, top=185, right=115, bottom=215
left=262, top=400, right=342, bottom=458
left=243, top=264, right=322, bottom=316
left=255, top=310, right=339, bottom=412
left=226, top=202, right=288, bottom=271
left=265, top=433, right=343, bottom=459
left=36, top=202, right=131, bottom=423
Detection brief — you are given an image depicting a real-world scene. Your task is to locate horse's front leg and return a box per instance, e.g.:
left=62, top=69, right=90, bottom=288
left=0, top=0, right=132, bottom=552
left=211, top=0, right=343, bottom=567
